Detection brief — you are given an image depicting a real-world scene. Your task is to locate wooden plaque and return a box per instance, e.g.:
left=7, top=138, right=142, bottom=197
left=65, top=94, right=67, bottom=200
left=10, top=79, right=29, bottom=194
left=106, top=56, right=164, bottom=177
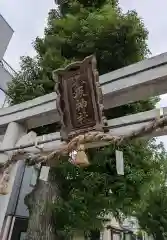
left=53, top=55, right=106, bottom=141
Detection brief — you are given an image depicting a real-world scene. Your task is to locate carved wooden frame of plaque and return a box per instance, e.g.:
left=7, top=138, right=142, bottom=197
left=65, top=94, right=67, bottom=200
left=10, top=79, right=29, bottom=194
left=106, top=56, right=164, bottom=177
left=53, top=55, right=106, bottom=141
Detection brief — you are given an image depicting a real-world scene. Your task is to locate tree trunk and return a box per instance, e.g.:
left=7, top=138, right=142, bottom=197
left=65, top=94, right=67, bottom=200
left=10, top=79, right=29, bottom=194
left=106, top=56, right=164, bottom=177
left=25, top=170, right=59, bottom=240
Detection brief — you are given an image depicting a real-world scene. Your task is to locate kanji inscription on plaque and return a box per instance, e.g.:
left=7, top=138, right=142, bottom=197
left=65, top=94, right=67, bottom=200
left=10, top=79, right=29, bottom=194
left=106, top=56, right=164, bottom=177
left=53, top=55, right=106, bottom=141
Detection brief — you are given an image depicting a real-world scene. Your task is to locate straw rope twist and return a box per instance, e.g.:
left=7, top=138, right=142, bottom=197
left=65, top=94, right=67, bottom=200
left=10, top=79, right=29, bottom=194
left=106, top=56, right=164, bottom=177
left=0, top=115, right=167, bottom=191
left=0, top=116, right=166, bottom=195
left=25, top=116, right=167, bottom=166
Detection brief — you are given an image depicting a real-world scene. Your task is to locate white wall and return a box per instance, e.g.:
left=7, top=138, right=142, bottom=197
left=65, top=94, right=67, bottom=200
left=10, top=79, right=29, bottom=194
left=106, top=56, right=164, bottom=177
left=0, top=14, right=13, bottom=98
left=0, top=14, right=13, bottom=60
left=0, top=64, right=13, bottom=92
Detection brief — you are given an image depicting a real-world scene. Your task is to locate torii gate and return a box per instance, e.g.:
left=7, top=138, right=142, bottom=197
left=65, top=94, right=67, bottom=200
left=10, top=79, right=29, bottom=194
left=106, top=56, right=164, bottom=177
left=0, top=52, right=167, bottom=238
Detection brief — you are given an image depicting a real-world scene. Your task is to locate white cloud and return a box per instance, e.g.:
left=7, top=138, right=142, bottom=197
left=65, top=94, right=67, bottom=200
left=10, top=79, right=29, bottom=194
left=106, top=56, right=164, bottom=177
left=0, top=0, right=55, bottom=71
left=119, top=0, right=167, bottom=56
left=2, top=0, right=167, bottom=69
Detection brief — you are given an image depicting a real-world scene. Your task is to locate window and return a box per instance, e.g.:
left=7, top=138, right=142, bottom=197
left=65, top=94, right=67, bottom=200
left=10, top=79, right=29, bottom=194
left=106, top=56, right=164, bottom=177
left=10, top=218, right=28, bottom=240
left=20, top=232, right=26, bottom=240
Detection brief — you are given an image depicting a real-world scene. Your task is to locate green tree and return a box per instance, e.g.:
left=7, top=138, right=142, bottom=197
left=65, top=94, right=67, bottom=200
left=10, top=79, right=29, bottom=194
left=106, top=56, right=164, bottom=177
left=135, top=147, right=167, bottom=240
left=7, top=1, right=166, bottom=239
left=137, top=186, right=167, bottom=240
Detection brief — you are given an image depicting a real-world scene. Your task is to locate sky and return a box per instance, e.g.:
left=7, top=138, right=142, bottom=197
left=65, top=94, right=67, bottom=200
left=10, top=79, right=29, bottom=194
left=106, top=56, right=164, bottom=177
left=0, top=0, right=167, bottom=146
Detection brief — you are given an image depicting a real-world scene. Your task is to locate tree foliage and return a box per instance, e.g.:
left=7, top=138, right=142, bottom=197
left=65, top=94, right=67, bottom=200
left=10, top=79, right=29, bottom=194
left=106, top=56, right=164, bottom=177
left=135, top=146, right=167, bottom=240
left=7, top=0, right=167, bottom=239
left=137, top=185, right=167, bottom=240
left=8, top=0, right=149, bottom=105
left=50, top=140, right=166, bottom=238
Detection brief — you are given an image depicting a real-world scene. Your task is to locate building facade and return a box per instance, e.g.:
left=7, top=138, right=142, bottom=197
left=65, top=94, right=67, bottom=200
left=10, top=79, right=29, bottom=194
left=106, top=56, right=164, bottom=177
left=0, top=14, right=14, bottom=99
left=0, top=13, right=18, bottom=239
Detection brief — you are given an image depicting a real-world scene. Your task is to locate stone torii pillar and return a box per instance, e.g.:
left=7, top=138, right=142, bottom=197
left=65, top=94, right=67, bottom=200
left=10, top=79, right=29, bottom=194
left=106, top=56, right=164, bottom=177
left=0, top=122, right=26, bottom=164
left=0, top=122, right=26, bottom=237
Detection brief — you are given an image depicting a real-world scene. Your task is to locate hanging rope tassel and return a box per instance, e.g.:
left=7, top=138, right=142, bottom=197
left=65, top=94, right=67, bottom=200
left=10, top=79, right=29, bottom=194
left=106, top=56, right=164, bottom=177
left=69, top=144, right=90, bottom=167
left=75, top=144, right=90, bottom=167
